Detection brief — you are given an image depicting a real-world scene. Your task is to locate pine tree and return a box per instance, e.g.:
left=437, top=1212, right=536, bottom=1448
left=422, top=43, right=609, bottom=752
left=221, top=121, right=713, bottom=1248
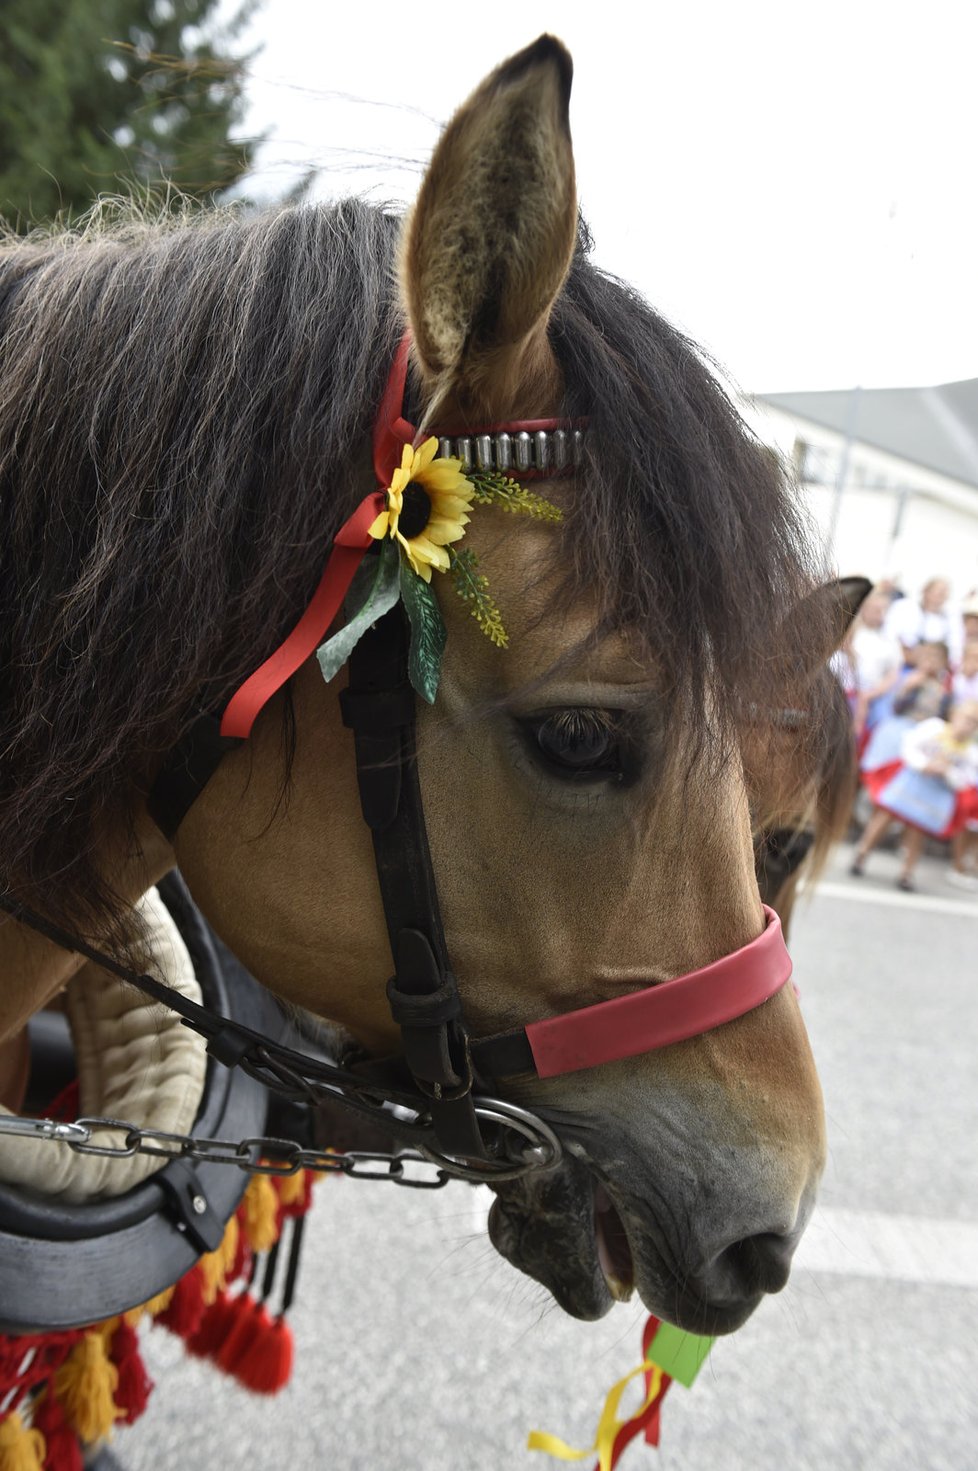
left=0, top=0, right=261, bottom=228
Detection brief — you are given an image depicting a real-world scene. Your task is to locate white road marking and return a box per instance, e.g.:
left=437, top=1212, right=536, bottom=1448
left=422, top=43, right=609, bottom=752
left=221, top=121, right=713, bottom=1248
left=465, top=1192, right=978, bottom=1290
left=795, top=1207, right=978, bottom=1288
left=810, top=880, right=978, bottom=919
left=472, top=1183, right=493, bottom=1234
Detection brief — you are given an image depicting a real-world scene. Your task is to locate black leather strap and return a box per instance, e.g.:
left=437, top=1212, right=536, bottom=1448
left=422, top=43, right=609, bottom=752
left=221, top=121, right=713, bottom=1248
left=469, top=1027, right=536, bottom=1082
left=342, top=610, right=486, bottom=1159
left=147, top=712, right=242, bottom=841
left=340, top=617, right=444, bottom=947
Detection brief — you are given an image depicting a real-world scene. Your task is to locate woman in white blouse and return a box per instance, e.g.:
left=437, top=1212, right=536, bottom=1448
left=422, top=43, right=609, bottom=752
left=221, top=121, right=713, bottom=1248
left=883, top=577, right=958, bottom=661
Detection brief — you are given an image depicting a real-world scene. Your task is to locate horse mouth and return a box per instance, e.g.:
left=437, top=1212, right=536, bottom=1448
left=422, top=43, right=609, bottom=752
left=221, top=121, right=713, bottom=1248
left=593, top=1182, right=635, bottom=1302
left=486, top=1168, right=638, bottom=1320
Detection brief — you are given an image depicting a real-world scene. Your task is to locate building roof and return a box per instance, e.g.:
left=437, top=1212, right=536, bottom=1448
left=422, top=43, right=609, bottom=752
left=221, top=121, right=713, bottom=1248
left=758, top=378, right=978, bottom=490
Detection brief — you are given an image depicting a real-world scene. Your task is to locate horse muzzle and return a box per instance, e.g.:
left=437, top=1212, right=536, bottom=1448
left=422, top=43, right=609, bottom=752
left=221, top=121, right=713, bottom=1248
left=487, top=1133, right=816, bottom=1333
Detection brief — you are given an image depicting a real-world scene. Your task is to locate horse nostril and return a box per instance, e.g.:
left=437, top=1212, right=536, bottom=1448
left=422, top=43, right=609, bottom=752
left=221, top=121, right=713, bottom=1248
left=698, top=1230, right=797, bottom=1302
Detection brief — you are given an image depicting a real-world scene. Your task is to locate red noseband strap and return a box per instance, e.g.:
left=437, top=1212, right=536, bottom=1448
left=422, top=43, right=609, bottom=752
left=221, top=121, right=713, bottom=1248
left=471, top=906, right=792, bottom=1081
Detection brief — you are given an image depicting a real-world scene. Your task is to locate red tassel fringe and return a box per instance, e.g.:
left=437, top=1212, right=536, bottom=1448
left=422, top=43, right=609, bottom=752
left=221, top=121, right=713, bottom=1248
left=232, top=1311, right=294, bottom=1396
left=0, top=1163, right=319, bottom=1454
left=108, top=1320, right=153, bottom=1426
left=214, top=1293, right=261, bottom=1375
left=31, top=1393, right=83, bottom=1471
left=186, top=1292, right=236, bottom=1361
left=156, top=1266, right=206, bottom=1341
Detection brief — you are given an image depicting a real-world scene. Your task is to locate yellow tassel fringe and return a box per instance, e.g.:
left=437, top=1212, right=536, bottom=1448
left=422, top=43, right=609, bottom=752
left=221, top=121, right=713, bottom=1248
left=53, top=1330, right=121, bottom=1443
left=220, top=1213, right=240, bottom=1276
left=0, top=1413, right=46, bottom=1471
left=140, top=1285, right=175, bottom=1318
left=198, top=1211, right=241, bottom=1305
left=242, top=1174, right=279, bottom=1253
left=276, top=1169, right=307, bottom=1208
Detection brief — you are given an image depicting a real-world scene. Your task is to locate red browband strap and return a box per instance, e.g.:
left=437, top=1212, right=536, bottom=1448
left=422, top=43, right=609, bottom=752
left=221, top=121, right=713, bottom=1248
left=472, top=905, right=792, bottom=1081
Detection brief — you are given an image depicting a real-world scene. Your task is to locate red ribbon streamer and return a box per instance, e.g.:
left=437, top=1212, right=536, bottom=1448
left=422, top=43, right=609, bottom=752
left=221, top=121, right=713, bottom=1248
left=220, top=334, right=419, bottom=741
left=218, top=329, right=587, bottom=740
left=598, top=1317, right=673, bottom=1471
left=220, top=491, right=386, bottom=740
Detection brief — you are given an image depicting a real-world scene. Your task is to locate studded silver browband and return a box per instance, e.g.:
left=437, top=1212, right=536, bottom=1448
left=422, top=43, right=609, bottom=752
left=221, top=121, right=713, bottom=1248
left=434, top=426, right=585, bottom=478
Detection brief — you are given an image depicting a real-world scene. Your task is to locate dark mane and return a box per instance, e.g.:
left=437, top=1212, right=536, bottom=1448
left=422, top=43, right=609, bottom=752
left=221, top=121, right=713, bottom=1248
left=554, top=229, right=830, bottom=716
left=0, top=203, right=831, bottom=938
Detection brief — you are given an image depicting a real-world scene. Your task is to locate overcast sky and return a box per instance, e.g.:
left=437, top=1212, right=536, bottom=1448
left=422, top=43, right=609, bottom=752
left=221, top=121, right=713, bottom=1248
left=230, top=0, right=978, bottom=396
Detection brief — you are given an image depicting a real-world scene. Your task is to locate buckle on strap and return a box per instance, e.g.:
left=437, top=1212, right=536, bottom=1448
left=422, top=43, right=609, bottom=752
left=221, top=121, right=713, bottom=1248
left=385, top=929, right=486, bottom=1159
left=386, top=929, right=469, bottom=1094
left=386, top=975, right=462, bottom=1030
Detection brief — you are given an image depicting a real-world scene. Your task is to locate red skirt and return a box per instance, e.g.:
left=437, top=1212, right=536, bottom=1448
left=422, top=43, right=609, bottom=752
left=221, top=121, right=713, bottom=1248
left=862, top=758, right=901, bottom=802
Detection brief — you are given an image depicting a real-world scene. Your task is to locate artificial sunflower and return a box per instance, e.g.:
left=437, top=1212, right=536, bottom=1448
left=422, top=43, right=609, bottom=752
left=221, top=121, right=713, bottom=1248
left=368, top=437, right=474, bottom=582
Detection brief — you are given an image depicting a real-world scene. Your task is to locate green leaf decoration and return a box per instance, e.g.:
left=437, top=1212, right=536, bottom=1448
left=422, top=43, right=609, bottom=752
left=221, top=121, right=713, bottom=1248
left=464, top=468, right=563, bottom=522
left=449, top=546, right=508, bottom=648
left=400, top=561, right=447, bottom=704
left=315, top=538, right=401, bottom=684
left=645, top=1322, right=714, bottom=1388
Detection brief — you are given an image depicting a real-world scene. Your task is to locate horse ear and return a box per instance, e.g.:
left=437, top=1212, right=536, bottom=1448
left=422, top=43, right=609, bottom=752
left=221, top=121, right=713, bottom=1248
left=401, top=35, right=577, bottom=417
left=820, top=576, right=873, bottom=653
left=776, top=573, right=870, bottom=676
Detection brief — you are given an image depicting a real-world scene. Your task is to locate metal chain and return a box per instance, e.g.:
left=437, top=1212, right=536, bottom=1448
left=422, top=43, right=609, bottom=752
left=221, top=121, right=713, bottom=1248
left=0, top=897, right=564, bottom=1183
left=0, top=1113, right=453, bottom=1189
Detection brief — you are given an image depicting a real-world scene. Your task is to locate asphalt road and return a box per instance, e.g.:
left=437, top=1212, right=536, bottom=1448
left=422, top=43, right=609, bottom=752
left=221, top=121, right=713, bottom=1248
left=120, top=843, right=978, bottom=1471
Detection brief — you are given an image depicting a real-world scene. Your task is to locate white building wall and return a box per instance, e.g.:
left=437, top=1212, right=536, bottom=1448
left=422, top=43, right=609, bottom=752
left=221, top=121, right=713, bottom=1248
left=801, top=482, right=978, bottom=594
left=742, top=400, right=978, bottom=600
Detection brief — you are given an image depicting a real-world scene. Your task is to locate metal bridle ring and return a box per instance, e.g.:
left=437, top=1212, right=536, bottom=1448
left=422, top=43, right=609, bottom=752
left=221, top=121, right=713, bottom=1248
left=417, top=1096, right=562, bottom=1182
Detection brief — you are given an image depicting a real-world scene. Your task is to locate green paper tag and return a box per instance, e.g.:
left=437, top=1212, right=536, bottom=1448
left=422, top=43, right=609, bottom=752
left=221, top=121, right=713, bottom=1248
left=315, top=538, right=401, bottom=684
left=645, top=1322, right=714, bottom=1388
left=400, top=561, right=447, bottom=704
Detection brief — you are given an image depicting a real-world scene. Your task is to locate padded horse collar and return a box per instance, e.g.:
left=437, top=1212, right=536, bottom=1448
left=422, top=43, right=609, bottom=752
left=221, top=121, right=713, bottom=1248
left=6, top=336, right=794, bottom=1178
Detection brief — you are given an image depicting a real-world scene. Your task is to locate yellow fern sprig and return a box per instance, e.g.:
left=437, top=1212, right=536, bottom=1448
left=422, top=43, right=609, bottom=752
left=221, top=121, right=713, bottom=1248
left=464, top=469, right=563, bottom=522
left=449, top=546, right=508, bottom=648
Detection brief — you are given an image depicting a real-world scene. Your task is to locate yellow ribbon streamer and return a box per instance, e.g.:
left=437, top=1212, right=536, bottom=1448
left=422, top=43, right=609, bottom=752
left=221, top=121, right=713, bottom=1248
left=528, top=1362, right=663, bottom=1471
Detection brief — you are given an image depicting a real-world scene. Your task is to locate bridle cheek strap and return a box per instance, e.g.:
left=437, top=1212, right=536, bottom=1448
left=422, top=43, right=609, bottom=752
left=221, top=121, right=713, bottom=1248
left=471, top=906, right=791, bottom=1082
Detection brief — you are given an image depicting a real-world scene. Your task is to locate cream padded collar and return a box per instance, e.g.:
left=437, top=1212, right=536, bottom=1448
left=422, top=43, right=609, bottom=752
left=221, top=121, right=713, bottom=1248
left=0, top=887, right=208, bottom=1201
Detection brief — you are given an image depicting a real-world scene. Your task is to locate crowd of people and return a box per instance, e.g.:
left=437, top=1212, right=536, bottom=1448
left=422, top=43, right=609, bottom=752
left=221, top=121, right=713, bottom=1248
left=832, top=576, right=978, bottom=892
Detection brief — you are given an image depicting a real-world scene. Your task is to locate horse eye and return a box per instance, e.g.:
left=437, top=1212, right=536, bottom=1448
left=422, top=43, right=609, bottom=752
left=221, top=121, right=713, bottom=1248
left=525, top=709, right=622, bottom=778
left=758, top=826, right=815, bottom=876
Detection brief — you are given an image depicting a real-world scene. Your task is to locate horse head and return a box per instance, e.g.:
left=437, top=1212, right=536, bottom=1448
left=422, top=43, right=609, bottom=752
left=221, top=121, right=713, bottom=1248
left=0, top=38, right=842, bottom=1334
left=169, top=38, right=835, bottom=1332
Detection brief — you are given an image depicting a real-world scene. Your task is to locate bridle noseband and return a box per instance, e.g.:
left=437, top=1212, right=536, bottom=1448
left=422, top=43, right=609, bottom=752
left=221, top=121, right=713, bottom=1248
left=3, top=337, right=794, bottom=1184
